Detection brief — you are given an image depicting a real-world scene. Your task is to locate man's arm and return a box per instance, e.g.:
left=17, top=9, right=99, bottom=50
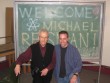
left=69, top=47, right=82, bottom=83
left=14, top=47, right=32, bottom=76
left=47, top=50, right=56, bottom=70
left=41, top=50, right=56, bottom=76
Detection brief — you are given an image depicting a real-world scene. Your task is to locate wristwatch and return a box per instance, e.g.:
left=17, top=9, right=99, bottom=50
left=73, top=73, right=78, bottom=77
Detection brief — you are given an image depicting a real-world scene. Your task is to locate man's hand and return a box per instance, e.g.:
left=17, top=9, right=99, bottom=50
left=70, top=75, right=78, bottom=83
left=41, top=68, right=48, bottom=76
left=14, top=64, right=21, bottom=76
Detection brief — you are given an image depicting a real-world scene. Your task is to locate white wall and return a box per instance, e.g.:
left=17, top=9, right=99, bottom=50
left=101, top=0, right=110, bottom=66
left=0, top=0, right=13, bottom=61
left=0, top=0, right=13, bottom=44
left=0, top=0, right=110, bottom=66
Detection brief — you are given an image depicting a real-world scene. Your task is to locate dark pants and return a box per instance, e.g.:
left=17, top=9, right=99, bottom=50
left=32, top=72, right=52, bottom=83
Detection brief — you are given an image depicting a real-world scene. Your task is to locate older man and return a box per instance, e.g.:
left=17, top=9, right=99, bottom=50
left=14, top=29, right=55, bottom=83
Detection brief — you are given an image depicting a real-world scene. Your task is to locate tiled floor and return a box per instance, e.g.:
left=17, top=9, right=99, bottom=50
left=19, top=69, right=110, bottom=83
left=80, top=69, right=110, bottom=83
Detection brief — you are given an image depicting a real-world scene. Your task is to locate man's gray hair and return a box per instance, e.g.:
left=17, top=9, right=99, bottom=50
left=38, top=28, right=49, bottom=35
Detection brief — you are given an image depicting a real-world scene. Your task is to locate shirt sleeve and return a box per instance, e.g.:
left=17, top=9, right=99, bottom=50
left=47, top=49, right=56, bottom=71
left=16, top=47, right=32, bottom=65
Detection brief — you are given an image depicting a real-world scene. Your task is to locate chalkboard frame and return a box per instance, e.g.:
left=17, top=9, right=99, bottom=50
left=14, top=1, right=105, bottom=63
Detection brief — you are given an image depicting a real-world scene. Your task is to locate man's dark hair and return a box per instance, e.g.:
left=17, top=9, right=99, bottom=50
left=59, top=31, right=69, bottom=37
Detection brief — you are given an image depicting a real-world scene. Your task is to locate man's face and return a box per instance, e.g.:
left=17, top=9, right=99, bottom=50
left=39, top=32, right=48, bottom=47
left=59, top=33, right=68, bottom=48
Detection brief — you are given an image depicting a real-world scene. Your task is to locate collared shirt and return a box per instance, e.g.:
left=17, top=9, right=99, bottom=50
left=16, top=42, right=56, bottom=71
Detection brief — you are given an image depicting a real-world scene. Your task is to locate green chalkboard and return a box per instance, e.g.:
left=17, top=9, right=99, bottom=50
left=14, top=1, right=104, bottom=61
